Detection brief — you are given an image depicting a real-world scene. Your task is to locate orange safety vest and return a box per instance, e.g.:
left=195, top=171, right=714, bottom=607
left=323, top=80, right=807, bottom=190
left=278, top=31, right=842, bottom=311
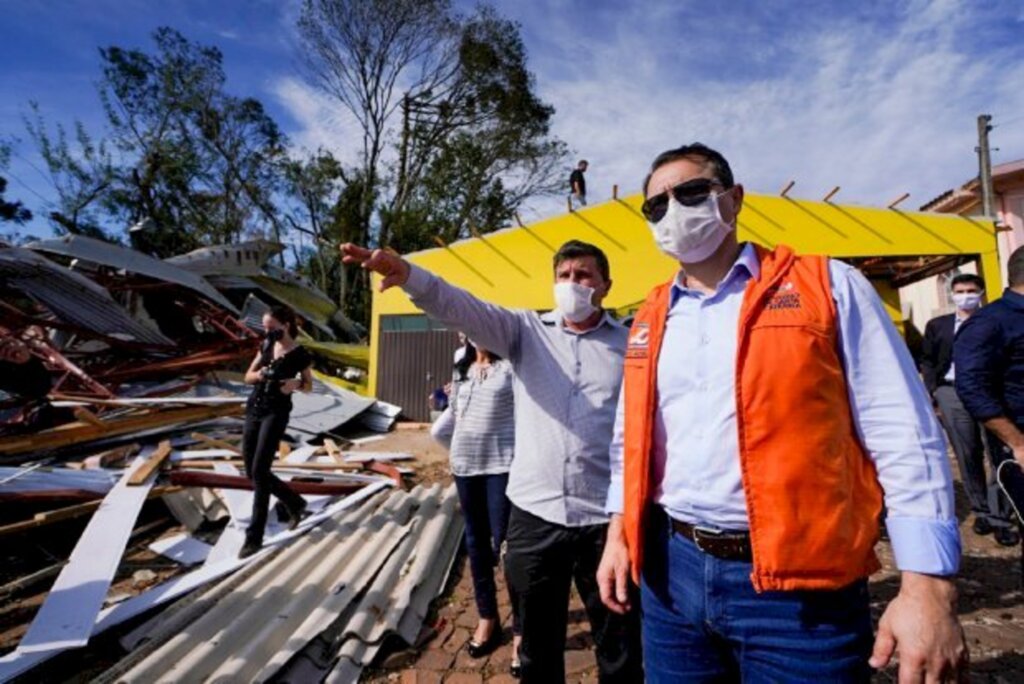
left=622, top=244, right=884, bottom=592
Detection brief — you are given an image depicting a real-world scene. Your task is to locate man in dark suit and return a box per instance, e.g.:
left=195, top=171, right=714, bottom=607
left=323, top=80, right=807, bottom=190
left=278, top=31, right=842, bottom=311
left=922, top=272, right=1017, bottom=546
left=956, top=246, right=1024, bottom=541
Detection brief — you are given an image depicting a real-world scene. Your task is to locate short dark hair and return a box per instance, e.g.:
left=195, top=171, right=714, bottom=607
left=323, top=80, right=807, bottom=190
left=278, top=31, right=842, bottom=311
left=1009, top=245, right=1024, bottom=287
left=553, top=240, right=610, bottom=281
left=642, top=142, right=734, bottom=196
left=950, top=273, right=984, bottom=290
left=268, top=304, right=300, bottom=337
left=578, top=159, right=588, bottom=167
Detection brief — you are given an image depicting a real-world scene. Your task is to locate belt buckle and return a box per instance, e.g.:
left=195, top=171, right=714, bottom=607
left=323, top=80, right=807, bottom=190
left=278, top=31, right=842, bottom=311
left=692, top=525, right=723, bottom=554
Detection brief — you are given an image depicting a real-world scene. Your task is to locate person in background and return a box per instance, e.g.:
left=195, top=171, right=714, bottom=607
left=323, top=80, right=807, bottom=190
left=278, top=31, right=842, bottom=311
left=453, top=331, right=470, bottom=368
left=239, top=306, right=314, bottom=559
left=569, top=159, right=588, bottom=210
left=431, top=339, right=522, bottom=674
left=342, top=238, right=642, bottom=683
left=922, top=273, right=1016, bottom=545
left=954, top=245, right=1024, bottom=541
left=598, top=142, right=965, bottom=682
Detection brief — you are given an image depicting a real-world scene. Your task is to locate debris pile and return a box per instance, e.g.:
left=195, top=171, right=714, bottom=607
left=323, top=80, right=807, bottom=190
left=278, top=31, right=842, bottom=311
left=0, top=237, right=457, bottom=683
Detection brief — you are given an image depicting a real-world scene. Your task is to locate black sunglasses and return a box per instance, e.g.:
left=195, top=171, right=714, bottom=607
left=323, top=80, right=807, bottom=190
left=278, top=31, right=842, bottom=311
left=641, top=177, right=723, bottom=222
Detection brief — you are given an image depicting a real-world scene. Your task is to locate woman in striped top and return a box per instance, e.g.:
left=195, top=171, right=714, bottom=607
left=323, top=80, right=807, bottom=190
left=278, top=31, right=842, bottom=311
left=432, top=340, right=520, bottom=668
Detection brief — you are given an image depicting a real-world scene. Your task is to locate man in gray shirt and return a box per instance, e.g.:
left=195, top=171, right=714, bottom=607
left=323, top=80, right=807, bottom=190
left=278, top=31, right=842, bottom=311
left=342, top=240, right=642, bottom=682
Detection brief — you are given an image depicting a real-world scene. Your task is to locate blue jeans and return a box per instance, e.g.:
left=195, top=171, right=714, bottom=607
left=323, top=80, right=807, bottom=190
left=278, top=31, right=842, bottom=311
left=454, top=473, right=519, bottom=632
left=641, top=512, right=873, bottom=683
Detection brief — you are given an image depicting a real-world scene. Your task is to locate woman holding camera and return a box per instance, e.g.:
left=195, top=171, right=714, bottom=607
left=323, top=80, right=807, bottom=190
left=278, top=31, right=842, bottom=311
left=239, top=305, right=313, bottom=558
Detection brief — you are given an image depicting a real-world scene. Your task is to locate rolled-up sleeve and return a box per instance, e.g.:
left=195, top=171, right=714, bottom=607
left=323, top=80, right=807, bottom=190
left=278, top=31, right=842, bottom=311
left=954, top=315, right=1005, bottom=422
left=831, top=261, right=960, bottom=576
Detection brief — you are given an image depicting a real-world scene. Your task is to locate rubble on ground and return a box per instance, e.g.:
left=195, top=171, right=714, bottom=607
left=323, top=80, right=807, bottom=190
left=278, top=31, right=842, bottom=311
left=0, top=238, right=456, bottom=684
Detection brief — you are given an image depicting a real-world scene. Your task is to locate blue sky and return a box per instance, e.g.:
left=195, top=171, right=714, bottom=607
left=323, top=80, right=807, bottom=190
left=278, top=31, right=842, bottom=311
left=2, top=0, right=1023, bottom=241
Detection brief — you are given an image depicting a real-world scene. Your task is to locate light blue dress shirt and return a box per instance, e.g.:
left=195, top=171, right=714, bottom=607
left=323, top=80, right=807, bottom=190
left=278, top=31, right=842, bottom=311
left=607, top=243, right=961, bottom=576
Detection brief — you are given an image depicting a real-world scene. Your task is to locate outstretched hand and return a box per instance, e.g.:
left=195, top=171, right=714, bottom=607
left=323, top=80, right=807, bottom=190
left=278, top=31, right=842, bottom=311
left=340, top=243, right=410, bottom=291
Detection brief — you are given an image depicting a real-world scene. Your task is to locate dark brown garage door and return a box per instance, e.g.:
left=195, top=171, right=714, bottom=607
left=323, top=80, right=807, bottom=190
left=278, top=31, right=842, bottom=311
left=376, top=315, right=460, bottom=422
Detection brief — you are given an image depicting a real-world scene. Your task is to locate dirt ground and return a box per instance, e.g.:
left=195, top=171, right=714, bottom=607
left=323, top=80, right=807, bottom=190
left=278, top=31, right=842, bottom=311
left=363, top=427, right=1024, bottom=684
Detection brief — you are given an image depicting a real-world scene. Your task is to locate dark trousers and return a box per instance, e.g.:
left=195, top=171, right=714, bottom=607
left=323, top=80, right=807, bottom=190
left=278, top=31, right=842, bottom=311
left=242, top=410, right=306, bottom=544
left=454, top=473, right=519, bottom=633
left=934, top=385, right=1012, bottom=528
left=504, top=505, right=642, bottom=683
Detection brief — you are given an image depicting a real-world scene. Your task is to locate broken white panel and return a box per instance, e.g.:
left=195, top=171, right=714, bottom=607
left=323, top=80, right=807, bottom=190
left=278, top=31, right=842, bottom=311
left=360, top=400, right=402, bottom=433
left=341, top=451, right=413, bottom=463
left=204, top=445, right=324, bottom=566
left=345, top=434, right=386, bottom=446
left=148, top=533, right=212, bottom=566
left=15, top=452, right=156, bottom=653
left=162, top=487, right=226, bottom=532
left=203, top=463, right=250, bottom=566
left=0, top=466, right=119, bottom=494
left=0, top=481, right=391, bottom=684
left=169, top=449, right=238, bottom=461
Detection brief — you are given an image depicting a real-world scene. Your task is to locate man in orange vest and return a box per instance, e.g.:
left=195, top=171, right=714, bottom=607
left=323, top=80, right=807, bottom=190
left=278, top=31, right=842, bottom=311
left=596, top=143, right=966, bottom=682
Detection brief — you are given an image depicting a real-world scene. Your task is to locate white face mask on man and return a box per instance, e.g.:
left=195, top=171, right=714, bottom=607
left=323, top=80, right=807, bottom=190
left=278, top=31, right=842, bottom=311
left=952, top=292, right=983, bottom=312
left=553, top=281, right=598, bottom=323
left=648, top=189, right=735, bottom=264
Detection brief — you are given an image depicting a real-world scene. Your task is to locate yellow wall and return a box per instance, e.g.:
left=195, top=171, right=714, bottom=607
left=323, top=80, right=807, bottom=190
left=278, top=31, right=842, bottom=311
left=369, top=192, right=1000, bottom=394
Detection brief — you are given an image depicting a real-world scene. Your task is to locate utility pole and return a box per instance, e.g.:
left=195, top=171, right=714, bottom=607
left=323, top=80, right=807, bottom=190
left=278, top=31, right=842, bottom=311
left=976, top=114, right=995, bottom=218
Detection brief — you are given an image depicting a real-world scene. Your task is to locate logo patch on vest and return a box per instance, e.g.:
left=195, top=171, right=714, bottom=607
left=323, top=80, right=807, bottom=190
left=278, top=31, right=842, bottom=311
left=765, top=282, right=802, bottom=311
left=626, top=323, right=650, bottom=359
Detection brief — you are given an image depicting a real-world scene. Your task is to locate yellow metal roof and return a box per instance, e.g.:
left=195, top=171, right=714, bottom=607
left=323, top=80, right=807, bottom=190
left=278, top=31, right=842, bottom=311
left=373, top=192, right=1000, bottom=316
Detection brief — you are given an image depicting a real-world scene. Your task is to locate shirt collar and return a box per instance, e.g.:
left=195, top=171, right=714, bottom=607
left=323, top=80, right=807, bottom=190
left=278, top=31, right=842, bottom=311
left=670, top=242, right=760, bottom=304
left=541, top=309, right=622, bottom=334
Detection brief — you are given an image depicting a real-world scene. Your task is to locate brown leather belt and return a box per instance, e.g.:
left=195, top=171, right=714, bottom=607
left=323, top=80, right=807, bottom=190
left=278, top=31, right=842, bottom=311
left=670, top=518, right=753, bottom=562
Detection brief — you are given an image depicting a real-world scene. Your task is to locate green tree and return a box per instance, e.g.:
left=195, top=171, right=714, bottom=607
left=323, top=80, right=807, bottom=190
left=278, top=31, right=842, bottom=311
left=297, top=0, right=567, bottom=321
left=98, top=27, right=288, bottom=256
left=0, top=141, right=32, bottom=227
left=281, top=149, right=345, bottom=293
left=23, top=106, right=116, bottom=241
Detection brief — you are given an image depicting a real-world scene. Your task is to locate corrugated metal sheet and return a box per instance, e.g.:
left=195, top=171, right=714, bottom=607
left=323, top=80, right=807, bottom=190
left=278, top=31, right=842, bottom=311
left=25, top=235, right=239, bottom=314
left=165, top=240, right=284, bottom=277
left=113, top=484, right=462, bottom=684
left=0, top=245, right=173, bottom=346
left=376, top=330, right=460, bottom=422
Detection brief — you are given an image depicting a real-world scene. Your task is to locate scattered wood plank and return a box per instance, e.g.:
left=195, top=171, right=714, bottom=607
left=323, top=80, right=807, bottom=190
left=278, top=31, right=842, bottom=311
left=127, top=441, right=173, bottom=486
left=0, top=403, right=244, bottom=460
left=0, top=486, right=182, bottom=539
left=84, top=443, right=142, bottom=469
left=394, top=422, right=430, bottom=431
left=323, top=438, right=344, bottom=464
left=174, top=460, right=360, bottom=471
left=169, top=470, right=366, bottom=496
left=72, top=407, right=105, bottom=428
left=189, top=432, right=241, bottom=455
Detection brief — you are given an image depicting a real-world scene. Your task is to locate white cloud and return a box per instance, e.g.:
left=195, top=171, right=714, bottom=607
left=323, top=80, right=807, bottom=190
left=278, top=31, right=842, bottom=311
left=515, top=0, right=1024, bottom=214
left=270, top=76, right=367, bottom=165
left=275, top=0, right=1024, bottom=222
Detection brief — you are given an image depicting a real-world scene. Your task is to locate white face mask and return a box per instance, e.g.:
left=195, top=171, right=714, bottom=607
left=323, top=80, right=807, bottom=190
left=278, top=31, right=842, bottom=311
left=553, top=281, right=598, bottom=323
left=952, top=292, right=983, bottom=312
left=648, top=190, right=734, bottom=264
